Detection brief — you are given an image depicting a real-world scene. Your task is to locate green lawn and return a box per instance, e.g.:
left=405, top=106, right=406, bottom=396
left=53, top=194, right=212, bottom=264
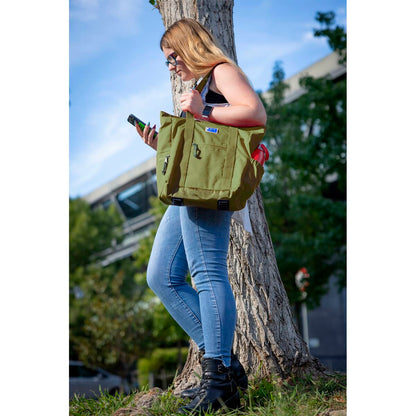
left=70, top=373, right=346, bottom=416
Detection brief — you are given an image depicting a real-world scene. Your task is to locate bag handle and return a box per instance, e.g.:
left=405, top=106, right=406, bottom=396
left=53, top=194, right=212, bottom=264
left=193, top=69, right=213, bottom=93
left=184, top=69, right=213, bottom=122
left=179, top=69, right=212, bottom=119
left=194, top=62, right=226, bottom=92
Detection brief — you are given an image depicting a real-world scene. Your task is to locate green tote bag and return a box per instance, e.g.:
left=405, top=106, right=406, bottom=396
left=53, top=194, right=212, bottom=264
left=156, top=71, right=265, bottom=211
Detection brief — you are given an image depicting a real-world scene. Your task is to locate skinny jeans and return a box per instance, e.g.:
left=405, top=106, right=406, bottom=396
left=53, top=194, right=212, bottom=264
left=147, top=205, right=236, bottom=367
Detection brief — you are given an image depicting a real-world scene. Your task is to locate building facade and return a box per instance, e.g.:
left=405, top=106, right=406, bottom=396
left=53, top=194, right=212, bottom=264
left=83, top=156, right=157, bottom=266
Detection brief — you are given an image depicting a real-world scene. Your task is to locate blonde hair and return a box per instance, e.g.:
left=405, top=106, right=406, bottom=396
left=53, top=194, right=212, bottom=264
left=160, top=18, right=240, bottom=78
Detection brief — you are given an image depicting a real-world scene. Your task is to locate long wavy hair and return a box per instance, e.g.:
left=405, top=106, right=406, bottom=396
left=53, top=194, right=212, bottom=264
left=160, top=18, right=241, bottom=78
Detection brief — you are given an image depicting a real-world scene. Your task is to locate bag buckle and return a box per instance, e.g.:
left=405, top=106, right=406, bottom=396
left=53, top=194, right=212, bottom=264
left=217, top=200, right=230, bottom=211
left=171, top=197, right=184, bottom=206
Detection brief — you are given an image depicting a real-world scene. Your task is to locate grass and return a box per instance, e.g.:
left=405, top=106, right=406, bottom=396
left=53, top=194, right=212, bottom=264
left=69, top=373, right=346, bottom=416
left=70, top=388, right=135, bottom=416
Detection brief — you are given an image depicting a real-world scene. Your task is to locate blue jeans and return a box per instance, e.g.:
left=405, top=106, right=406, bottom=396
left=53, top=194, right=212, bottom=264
left=147, top=205, right=236, bottom=367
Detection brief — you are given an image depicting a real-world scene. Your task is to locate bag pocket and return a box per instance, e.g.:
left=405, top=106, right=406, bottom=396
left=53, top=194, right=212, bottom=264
left=184, top=122, right=235, bottom=191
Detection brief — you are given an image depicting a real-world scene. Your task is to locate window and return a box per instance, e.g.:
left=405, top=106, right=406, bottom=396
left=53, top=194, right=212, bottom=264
left=70, top=364, right=100, bottom=378
left=116, top=175, right=157, bottom=219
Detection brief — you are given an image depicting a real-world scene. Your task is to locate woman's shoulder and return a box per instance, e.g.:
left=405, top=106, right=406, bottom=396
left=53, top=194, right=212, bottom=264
left=210, top=63, right=246, bottom=92
left=212, top=62, right=240, bottom=78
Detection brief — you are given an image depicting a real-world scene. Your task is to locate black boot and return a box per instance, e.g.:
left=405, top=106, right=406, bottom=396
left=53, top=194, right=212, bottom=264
left=180, top=349, right=205, bottom=400
left=181, top=352, right=248, bottom=399
left=178, top=358, right=240, bottom=414
left=230, top=353, right=248, bottom=391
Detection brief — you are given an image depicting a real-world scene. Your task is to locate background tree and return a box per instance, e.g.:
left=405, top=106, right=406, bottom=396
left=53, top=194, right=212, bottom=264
left=70, top=198, right=160, bottom=381
left=69, top=197, right=125, bottom=361
left=261, top=11, right=346, bottom=308
left=314, top=11, right=346, bottom=64
left=151, top=0, right=327, bottom=394
left=69, top=198, right=123, bottom=274
left=71, top=262, right=154, bottom=381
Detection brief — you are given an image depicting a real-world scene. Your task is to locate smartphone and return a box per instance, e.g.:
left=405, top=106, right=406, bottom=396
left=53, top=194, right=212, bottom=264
left=127, top=114, right=158, bottom=135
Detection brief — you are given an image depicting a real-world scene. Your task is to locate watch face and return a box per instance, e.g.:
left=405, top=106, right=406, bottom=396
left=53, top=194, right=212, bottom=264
left=202, top=106, right=213, bottom=117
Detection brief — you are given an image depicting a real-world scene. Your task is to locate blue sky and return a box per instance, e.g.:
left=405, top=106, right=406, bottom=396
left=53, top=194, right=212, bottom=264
left=69, top=0, right=346, bottom=198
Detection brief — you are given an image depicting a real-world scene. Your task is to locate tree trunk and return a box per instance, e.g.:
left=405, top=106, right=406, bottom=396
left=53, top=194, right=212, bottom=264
left=155, top=0, right=327, bottom=394
left=228, top=187, right=326, bottom=379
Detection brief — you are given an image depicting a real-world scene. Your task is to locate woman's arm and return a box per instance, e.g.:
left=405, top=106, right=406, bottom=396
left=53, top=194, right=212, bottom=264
left=180, top=63, right=267, bottom=127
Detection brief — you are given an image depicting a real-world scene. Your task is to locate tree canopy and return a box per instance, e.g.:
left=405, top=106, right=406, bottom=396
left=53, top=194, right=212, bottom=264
left=261, top=12, right=346, bottom=307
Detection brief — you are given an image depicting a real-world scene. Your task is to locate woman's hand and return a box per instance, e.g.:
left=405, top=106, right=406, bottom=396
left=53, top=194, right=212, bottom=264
left=180, top=89, right=204, bottom=118
left=135, top=122, right=158, bottom=150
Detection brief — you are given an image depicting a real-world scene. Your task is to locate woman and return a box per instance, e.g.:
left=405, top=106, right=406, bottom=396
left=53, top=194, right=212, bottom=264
left=135, top=18, right=267, bottom=414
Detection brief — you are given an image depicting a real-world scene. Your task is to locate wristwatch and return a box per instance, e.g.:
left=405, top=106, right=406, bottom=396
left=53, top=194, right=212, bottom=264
left=202, top=105, right=213, bottom=119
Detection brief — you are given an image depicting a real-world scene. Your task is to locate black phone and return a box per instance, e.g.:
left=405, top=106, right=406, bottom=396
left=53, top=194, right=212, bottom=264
left=127, top=114, right=158, bottom=135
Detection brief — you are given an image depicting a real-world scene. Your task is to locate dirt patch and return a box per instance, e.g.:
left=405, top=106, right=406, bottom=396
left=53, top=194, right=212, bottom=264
left=113, top=388, right=164, bottom=416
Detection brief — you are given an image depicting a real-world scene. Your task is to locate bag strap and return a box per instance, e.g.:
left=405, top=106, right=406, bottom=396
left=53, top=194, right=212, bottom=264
left=182, top=69, right=213, bottom=120
left=195, top=62, right=226, bottom=92
left=192, top=69, right=212, bottom=93
left=179, top=70, right=212, bottom=119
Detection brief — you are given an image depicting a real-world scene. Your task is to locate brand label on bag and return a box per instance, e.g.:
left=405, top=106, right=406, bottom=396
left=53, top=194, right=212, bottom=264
left=205, top=127, right=219, bottom=134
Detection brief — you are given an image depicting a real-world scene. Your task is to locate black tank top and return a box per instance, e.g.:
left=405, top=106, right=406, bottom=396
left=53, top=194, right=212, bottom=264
left=205, top=89, right=228, bottom=104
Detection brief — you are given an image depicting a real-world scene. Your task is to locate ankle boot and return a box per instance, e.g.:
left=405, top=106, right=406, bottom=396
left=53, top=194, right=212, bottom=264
left=230, top=352, right=248, bottom=391
left=180, top=352, right=247, bottom=399
left=178, top=358, right=240, bottom=414
left=180, top=349, right=205, bottom=399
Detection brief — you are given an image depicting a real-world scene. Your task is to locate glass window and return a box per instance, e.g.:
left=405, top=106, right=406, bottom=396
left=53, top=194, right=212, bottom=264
left=116, top=176, right=157, bottom=219
left=70, top=364, right=100, bottom=378
left=79, top=366, right=99, bottom=378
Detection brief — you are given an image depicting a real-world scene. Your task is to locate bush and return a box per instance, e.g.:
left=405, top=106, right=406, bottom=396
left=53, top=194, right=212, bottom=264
left=138, top=347, right=188, bottom=388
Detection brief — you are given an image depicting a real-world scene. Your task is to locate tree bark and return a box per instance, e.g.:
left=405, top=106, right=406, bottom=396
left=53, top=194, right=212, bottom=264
left=155, top=0, right=327, bottom=394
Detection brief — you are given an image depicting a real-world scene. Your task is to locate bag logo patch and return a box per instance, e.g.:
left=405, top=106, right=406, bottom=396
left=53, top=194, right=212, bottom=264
left=205, top=127, right=218, bottom=134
